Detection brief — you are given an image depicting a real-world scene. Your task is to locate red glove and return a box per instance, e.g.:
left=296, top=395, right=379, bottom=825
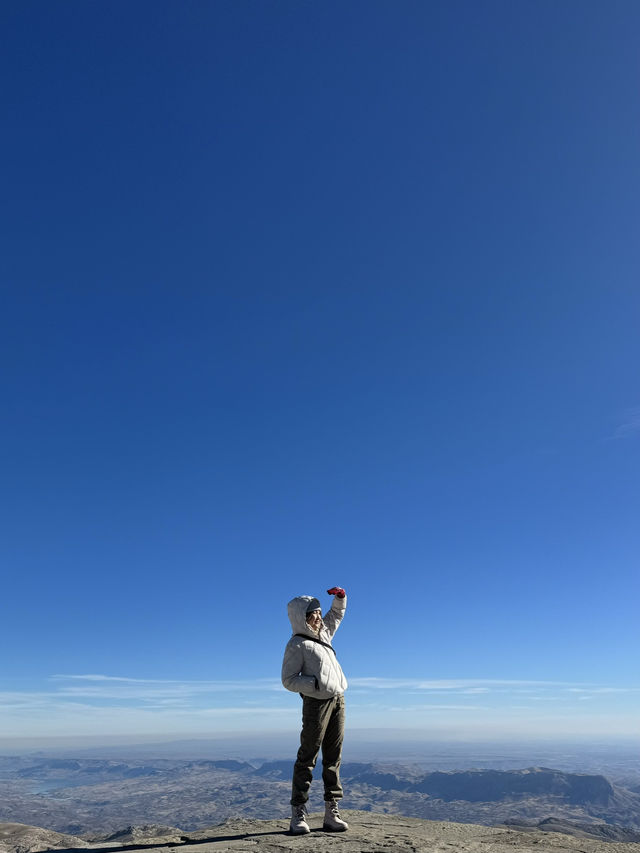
left=327, top=587, right=346, bottom=598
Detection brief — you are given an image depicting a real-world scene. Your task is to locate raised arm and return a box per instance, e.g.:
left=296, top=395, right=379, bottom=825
left=323, top=587, right=347, bottom=639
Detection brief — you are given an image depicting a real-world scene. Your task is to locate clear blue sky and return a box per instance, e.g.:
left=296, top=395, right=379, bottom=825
left=2, top=0, right=638, bottom=743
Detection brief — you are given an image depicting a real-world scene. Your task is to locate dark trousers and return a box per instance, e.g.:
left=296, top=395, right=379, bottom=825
left=290, top=693, right=345, bottom=805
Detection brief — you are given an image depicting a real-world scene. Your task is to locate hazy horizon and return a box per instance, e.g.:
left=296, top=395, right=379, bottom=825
left=2, top=729, right=638, bottom=759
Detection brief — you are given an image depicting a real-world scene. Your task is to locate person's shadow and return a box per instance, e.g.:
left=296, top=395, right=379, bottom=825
left=58, top=826, right=335, bottom=853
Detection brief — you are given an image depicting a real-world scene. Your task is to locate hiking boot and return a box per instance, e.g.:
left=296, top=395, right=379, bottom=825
left=290, top=804, right=310, bottom=835
left=323, top=800, right=348, bottom=832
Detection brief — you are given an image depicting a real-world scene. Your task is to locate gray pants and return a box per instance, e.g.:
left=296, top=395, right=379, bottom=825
left=291, top=694, right=345, bottom=805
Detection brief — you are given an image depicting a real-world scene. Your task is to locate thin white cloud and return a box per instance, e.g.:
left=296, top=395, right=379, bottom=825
left=386, top=704, right=488, bottom=713
left=566, top=686, right=640, bottom=695
left=52, top=674, right=152, bottom=683
left=611, top=406, right=640, bottom=439
left=349, top=677, right=587, bottom=691
left=48, top=676, right=282, bottom=701
left=37, top=675, right=639, bottom=706
left=2, top=673, right=639, bottom=739
left=52, top=674, right=280, bottom=688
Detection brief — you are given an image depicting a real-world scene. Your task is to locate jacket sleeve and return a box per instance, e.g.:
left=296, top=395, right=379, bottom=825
left=322, top=593, right=346, bottom=640
left=281, top=641, right=318, bottom=695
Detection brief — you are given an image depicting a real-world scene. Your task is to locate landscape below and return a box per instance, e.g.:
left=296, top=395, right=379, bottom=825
left=1, top=753, right=640, bottom=851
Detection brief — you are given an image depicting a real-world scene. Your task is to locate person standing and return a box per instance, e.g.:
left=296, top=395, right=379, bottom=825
left=281, top=587, right=349, bottom=834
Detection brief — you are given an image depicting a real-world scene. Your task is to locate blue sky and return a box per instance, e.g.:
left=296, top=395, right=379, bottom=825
left=2, top=0, right=639, bottom=743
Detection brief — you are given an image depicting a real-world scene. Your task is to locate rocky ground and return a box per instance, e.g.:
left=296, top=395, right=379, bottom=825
left=3, top=813, right=640, bottom=853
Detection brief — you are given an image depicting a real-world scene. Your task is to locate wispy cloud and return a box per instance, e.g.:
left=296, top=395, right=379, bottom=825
left=53, top=674, right=281, bottom=688
left=49, top=675, right=282, bottom=701
left=566, top=687, right=640, bottom=695
left=385, top=704, right=488, bottom=713
left=1, top=675, right=637, bottom=739
left=348, top=678, right=586, bottom=691
left=54, top=674, right=153, bottom=683
left=611, top=406, right=640, bottom=439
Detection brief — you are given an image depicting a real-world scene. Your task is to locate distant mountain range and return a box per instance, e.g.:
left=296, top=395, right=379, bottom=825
left=1, top=756, right=639, bottom=839
left=349, top=766, right=614, bottom=804
left=259, top=761, right=615, bottom=801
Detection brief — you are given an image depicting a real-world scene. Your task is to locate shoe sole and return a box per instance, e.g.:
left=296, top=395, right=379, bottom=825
left=322, top=824, right=348, bottom=832
left=290, top=827, right=310, bottom=835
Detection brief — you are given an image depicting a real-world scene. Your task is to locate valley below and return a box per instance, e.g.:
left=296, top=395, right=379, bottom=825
left=1, top=752, right=640, bottom=841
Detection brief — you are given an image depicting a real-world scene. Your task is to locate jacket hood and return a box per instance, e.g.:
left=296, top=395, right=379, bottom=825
left=287, top=595, right=322, bottom=637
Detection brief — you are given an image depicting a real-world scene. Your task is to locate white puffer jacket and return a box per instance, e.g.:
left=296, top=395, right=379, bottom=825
left=281, top=594, right=348, bottom=699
